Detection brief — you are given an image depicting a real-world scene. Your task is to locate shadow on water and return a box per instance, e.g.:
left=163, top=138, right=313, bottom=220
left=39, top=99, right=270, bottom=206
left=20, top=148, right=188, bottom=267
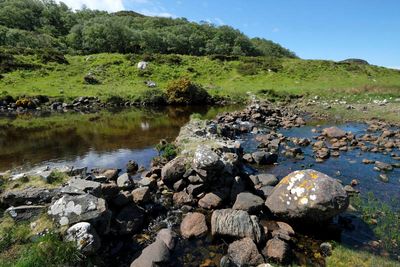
left=0, top=105, right=243, bottom=172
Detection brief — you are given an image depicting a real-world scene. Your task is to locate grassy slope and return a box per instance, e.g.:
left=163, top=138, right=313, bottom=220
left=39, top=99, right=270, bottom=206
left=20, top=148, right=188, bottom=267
left=1, top=53, right=400, bottom=101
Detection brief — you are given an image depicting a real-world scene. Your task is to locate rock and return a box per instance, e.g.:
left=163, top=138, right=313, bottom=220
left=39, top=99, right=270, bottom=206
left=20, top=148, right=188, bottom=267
left=374, top=161, right=393, bottom=171
left=126, top=160, right=139, bottom=174
left=61, top=178, right=101, bottom=196
left=320, top=242, right=332, bottom=256
left=162, top=157, right=187, bottom=185
left=198, top=192, right=223, bottom=209
left=379, top=174, right=389, bottom=183
left=193, top=146, right=222, bottom=173
left=6, top=205, right=45, bottom=221
left=131, top=187, right=151, bottom=203
left=114, top=205, right=144, bottom=235
left=187, top=184, right=205, bottom=197
left=173, top=179, right=187, bottom=191
left=227, top=237, right=265, bottom=266
left=130, top=239, right=170, bottom=267
left=265, top=169, right=349, bottom=222
left=180, top=212, right=208, bottom=238
left=230, top=176, right=247, bottom=202
left=173, top=191, right=193, bottom=206
left=1, top=187, right=58, bottom=206
left=262, top=238, right=291, bottom=264
left=322, top=127, right=346, bottom=139
left=156, top=228, right=177, bottom=250
left=137, top=177, right=156, bottom=189
left=258, top=185, right=275, bottom=198
left=117, top=173, right=134, bottom=189
left=65, top=222, right=101, bottom=255
left=252, top=151, right=278, bottom=165
left=91, top=168, right=119, bottom=181
left=112, top=191, right=132, bottom=206
left=211, top=209, right=263, bottom=243
left=100, top=182, right=120, bottom=199
left=256, top=173, right=279, bottom=186
left=243, top=153, right=254, bottom=163
left=233, top=192, right=264, bottom=214
left=137, top=61, right=148, bottom=70
left=48, top=194, right=111, bottom=233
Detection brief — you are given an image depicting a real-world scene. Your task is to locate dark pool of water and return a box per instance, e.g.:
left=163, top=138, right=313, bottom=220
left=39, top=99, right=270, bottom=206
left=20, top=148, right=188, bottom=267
left=0, top=105, right=242, bottom=172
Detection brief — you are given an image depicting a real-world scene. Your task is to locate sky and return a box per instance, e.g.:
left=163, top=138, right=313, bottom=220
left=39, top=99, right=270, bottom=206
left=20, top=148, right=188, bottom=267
left=57, top=0, right=400, bottom=68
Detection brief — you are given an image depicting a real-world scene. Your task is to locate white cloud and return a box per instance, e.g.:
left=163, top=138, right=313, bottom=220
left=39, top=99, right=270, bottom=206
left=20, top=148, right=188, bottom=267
left=388, top=66, right=400, bottom=70
left=272, top=27, right=280, bottom=33
left=139, top=8, right=175, bottom=17
left=57, top=0, right=124, bottom=12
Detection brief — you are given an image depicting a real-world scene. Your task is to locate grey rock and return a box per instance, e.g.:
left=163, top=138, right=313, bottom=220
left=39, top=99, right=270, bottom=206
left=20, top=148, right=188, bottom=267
left=265, top=169, right=349, bottom=222
left=228, top=237, right=265, bottom=266
left=193, top=146, right=222, bottom=172
left=211, top=209, right=263, bottom=243
left=252, top=151, right=278, bottom=165
left=1, top=187, right=58, bottom=206
left=48, top=194, right=111, bottom=233
left=156, top=228, right=177, bottom=250
left=187, top=183, right=205, bottom=197
left=262, top=238, right=291, bottom=264
left=173, top=191, right=193, bottom=206
left=117, top=173, right=133, bottom=189
left=132, top=187, right=151, bottom=203
left=6, top=205, right=45, bottom=221
left=256, top=173, right=278, bottom=186
left=130, top=239, right=170, bottom=267
left=233, top=192, right=264, bottom=214
left=198, top=192, right=223, bottom=209
left=258, top=185, right=275, bottom=198
left=374, top=161, right=393, bottom=171
left=161, top=157, right=187, bottom=185
left=65, top=222, right=101, bottom=255
left=61, top=178, right=101, bottom=196
left=180, top=212, right=208, bottom=239
left=173, top=179, right=187, bottom=191
left=137, top=177, right=156, bottom=188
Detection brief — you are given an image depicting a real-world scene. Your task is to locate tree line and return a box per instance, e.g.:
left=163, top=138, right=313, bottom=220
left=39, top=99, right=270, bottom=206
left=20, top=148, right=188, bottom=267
left=0, top=0, right=297, bottom=58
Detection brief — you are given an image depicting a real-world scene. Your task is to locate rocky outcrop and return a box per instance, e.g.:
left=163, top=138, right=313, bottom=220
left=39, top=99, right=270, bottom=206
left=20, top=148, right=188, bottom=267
left=265, top=169, right=349, bottom=222
left=1, top=187, right=58, bottom=206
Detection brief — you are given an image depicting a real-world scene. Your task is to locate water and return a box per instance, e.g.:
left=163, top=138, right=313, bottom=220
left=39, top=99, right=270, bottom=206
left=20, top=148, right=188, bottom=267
left=0, top=105, right=242, bottom=172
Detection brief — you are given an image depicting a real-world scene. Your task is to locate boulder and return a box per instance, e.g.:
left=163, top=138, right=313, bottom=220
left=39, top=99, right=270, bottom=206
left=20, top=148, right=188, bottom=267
left=262, top=238, right=291, bottom=264
left=130, top=239, right=170, bottom=267
left=252, top=151, right=278, bottom=165
left=114, top=205, right=144, bottom=235
left=374, top=161, right=393, bottom=171
left=232, top=192, right=264, bottom=214
left=126, top=160, right=139, bottom=174
left=156, top=228, right=177, bottom=250
left=227, top=237, right=265, bottom=266
left=48, top=194, right=111, bottom=233
left=193, top=146, right=222, bottom=174
left=61, top=178, right=101, bottom=196
left=131, top=187, right=151, bottom=203
left=173, top=191, right=193, bottom=206
left=265, top=169, right=349, bottom=222
left=162, top=157, right=187, bottom=185
left=251, top=173, right=278, bottom=187
left=117, top=173, right=134, bottom=189
left=65, top=222, right=101, bottom=255
left=198, top=192, right=223, bottom=209
left=180, top=212, right=208, bottom=238
left=211, top=209, right=263, bottom=243
left=91, top=168, right=119, bottom=181
left=322, top=127, right=346, bottom=139
left=1, top=187, right=58, bottom=206
left=6, top=205, right=45, bottom=221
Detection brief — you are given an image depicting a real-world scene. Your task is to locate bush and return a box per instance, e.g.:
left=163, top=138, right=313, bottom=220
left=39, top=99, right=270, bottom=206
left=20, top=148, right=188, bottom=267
left=165, top=78, right=210, bottom=105
left=140, top=88, right=166, bottom=106
left=237, top=57, right=283, bottom=75
left=39, top=49, right=68, bottom=64
left=156, top=140, right=177, bottom=160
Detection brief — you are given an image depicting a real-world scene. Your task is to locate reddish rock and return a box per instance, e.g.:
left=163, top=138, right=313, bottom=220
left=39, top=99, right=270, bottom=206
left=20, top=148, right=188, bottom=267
left=180, top=212, right=208, bottom=238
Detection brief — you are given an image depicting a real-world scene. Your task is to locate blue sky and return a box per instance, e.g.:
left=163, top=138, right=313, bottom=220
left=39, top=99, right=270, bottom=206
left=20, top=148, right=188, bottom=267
left=58, top=0, right=400, bottom=68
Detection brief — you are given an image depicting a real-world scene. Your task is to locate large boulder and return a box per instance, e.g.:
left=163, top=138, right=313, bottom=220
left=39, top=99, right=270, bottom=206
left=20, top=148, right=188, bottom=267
left=192, top=146, right=223, bottom=175
left=227, top=237, right=265, bottom=266
left=61, top=178, right=101, bottom=196
left=322, top=127, right=346, bottom=139
left=180, top=212, right=208, bottom=238
left=48, top=194, right=111, bottom=233
left=65, top=222, right=101, bottom=255
left=265, top=169, right=349, bottom=222
left=211, top=209, right=263, bottom=243
left=161, top=157, right=187, bottom=185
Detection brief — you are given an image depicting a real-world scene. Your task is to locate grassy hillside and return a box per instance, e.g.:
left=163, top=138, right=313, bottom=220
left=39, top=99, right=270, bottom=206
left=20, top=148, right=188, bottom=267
left=1, top=53, right=400, bottom=102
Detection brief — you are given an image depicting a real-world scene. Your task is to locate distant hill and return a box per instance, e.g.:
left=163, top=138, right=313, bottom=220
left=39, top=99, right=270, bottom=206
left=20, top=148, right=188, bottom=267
left=0, top=0, right=296, bottom=58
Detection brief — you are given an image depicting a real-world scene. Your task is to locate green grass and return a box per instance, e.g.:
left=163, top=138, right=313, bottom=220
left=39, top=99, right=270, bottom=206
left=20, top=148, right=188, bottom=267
left=1, top=53, right=399, bottom=102
left=327, top=244, right=400, bottom=267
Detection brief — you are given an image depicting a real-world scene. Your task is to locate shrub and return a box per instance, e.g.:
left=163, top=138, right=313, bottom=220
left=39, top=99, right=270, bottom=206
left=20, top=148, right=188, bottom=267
left=165, top=78, right=210, bottom=105
left=39, top=49, right=69, bottom=64
left=156, top=141, right=177, bottom=160
left=140, top=88, right=166, bottom=106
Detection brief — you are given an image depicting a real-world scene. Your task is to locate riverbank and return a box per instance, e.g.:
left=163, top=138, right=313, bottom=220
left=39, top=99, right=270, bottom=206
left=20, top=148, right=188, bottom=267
left=0, top=101, right=399, bottom=266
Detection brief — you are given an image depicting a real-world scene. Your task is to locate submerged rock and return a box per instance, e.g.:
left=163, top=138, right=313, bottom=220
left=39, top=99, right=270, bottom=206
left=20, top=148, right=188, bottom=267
left=227, top=237, right=265, bottom=266
left=265, top=169, right=349, bottom=222
left=211, top=209, right=263, bottom=243
left=65, top=222, right=101, bottom=255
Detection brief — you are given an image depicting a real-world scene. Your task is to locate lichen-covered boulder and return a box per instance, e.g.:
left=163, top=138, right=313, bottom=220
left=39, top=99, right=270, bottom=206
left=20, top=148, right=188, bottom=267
left=48, top=194, right=111, bottom=233
left=265, top=169, right=349, bottom=222
left=65, top=222, right=101, bottom=255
